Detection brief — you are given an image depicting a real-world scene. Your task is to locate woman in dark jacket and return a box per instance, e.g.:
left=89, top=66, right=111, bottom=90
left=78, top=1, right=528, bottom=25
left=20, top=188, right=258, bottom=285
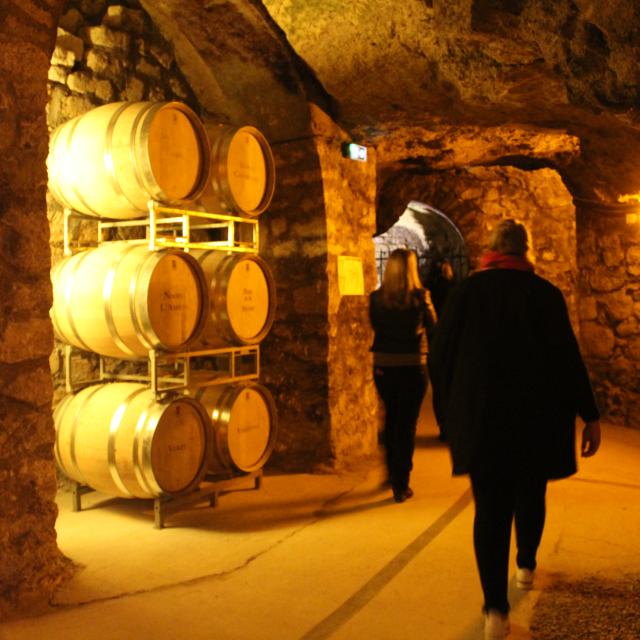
left=370, top=248, right=437, bottom=503
left=429, top=219, right=600, bottom=640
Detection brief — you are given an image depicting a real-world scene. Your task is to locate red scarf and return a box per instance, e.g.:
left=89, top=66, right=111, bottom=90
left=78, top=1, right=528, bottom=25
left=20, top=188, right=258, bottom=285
left=478, top=251, right=534, bottom=272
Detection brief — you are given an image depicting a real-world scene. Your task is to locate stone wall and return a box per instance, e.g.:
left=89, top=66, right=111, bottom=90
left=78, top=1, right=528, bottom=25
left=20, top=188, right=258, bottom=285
left=577, top=211, right=640, bottom=428
left=311, top=107, right=380, bottom=468
left=0, top=0, right=72, bottom=620
left=46, top=0, right=204, bottom=405
left=259, top=137, right=332, bottom=471
left=378, top=166, right=579, bottom=324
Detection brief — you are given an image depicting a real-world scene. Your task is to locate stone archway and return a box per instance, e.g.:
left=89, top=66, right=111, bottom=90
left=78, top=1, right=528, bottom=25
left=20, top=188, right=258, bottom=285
left=1, top=0, right=344, bottom=617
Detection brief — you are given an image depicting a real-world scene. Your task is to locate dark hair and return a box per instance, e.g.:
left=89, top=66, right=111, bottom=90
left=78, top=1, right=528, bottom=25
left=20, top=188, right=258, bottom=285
left=488, top=219, right=529, bottom=255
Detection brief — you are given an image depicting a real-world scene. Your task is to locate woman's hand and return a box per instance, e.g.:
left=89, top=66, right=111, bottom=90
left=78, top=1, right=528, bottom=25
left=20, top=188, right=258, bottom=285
left=581, top=420, right=601, bottom=457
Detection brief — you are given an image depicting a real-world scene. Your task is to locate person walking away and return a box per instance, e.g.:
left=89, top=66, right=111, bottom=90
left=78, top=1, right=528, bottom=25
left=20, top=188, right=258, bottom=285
left=428, top=219, right=601, bottom=639
left=370, top=248, right=437, bottom=503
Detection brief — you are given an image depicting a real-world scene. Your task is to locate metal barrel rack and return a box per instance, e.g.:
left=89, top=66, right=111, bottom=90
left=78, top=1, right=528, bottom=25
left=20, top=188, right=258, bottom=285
left=54, top=200, right=273, bottom=528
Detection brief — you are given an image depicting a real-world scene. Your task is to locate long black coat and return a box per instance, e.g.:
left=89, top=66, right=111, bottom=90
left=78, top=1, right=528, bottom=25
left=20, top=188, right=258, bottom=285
left=429, top=268, right=600, bottom=479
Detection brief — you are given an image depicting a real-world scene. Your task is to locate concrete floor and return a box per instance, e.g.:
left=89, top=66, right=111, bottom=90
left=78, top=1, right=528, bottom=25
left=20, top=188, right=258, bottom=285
left=3, top=400, right=640, bottom=640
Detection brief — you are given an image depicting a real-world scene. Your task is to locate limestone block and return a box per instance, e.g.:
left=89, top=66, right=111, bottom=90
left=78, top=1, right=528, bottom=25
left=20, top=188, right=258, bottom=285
left=80, top=0, right=107, bottom=18
left=627, top=246, right=640, bottom=276
left=104, top=6, right=147, bottom=32
left=85, top=49, right=109, bottom=75
left=578, top=296, right=597, bottom=321
left=600, top=234, right=625, bottom=267
left=169, top=77, right=188, bottom=100
left=58, top=9, right=84, bottom=34
left=87, top=26, right=131, bottom=52
left=616, top=317, right=639, bottom=338
left=590, top=267, right=625, bottom=292
left=604, top=290, right=635, bottom=322
left=304, top=239, right=328, bottom=258
left=269, top=217, right=288, bottom=238
left=148, top=85, right=168, bottom=101
left=67, top=71, right=96, bottom=95
left=125, top=76, right=145, bottom=102
left=271, top=239, right=296, bottom=258
left=150, top=44, right=174, bottom=70
left=3, top=366, right=53, bottom=407
left=62, top=94, right=95, bottom=120
left=580, top=321, right=616, bottom=359
left=48, top=66, right=67, bottom=85
left=628, top=337, right=640, bottom=361
left=94, top=78, right=114, bottom=102
left=136, top=58, right=161, bottom=80
left=51, top=29, right=84, bottom=68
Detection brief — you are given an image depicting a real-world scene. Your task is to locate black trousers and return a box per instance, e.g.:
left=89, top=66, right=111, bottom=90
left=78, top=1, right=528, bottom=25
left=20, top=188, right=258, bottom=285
left=373, top=365, right=427, bottom=492
left=470, top=468, right=547, bottom=614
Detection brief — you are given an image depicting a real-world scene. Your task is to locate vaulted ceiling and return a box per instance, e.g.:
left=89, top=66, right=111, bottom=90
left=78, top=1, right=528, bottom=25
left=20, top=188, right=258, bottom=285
left=141, top=0, right=640, bottom=204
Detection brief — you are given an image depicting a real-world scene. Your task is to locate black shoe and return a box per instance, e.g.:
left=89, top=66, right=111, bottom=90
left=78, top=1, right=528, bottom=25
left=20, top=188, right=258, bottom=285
left=393, top=487, right=414, bottom=503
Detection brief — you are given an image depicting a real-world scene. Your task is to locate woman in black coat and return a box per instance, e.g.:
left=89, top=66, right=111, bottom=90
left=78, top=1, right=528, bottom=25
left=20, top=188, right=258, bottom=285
left=429, top=219, right=600, bottom=640
left=370, top=248, right=437, bottom=503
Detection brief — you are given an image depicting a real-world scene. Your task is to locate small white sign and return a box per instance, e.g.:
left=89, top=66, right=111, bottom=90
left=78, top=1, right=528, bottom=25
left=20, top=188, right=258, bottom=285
left=338, top=256, right=364, bottom=296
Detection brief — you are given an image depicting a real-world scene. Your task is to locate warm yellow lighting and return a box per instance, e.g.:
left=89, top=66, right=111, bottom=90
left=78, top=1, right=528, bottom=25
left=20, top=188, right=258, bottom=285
left=626, top=213, right=640, bottom=224
left=618, top=193, right=640, bottom=203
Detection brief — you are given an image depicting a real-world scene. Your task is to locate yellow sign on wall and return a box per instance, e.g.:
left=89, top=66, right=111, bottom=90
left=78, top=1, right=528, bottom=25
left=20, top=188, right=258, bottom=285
left=338, top=256, right=364, bottom=296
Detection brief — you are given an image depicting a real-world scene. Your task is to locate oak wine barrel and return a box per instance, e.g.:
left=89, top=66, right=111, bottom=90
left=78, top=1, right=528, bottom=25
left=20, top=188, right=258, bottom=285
left=191, top=250, right=276, bottom=347
left=54, top=383, right=209, bottom=498
left=193, top=382, right=277, bottom=474
left=51, top=242, right=208, bottom=359
left=47, top=101, right=210, bottom=219
left=198, top=125, right=275, bottom=217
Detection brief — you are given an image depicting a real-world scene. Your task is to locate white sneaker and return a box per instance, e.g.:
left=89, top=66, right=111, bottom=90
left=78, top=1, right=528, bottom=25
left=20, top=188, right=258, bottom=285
left=516, top=567, right=535, bottom=590
left=484, top=610, right=511, bottom=639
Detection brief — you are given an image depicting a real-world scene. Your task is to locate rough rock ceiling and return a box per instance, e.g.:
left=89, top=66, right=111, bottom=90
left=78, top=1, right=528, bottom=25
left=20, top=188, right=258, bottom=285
left=260, top=0, right=640, bottom=202
left=142, top=0, right=640, bottom=203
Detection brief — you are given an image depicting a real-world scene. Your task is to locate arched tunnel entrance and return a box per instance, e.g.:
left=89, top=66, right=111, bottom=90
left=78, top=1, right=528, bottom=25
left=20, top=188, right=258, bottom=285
left=373, top=200, right=469, bottom=309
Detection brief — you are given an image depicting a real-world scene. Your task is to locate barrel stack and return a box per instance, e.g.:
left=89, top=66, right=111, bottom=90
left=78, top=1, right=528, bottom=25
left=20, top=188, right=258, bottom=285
left=48, top=101, right=278, bottom=521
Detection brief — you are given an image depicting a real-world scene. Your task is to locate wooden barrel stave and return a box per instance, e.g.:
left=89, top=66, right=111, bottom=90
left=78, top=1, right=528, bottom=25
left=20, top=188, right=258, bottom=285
left=198, top=125, right=275, bottom=217
left=54, top=382, right=209, bottom=498
left=191, top=250, right=276, bottom=348
left=51, top=243, right=208, bottom=359
left=195, top=382, right=277, bottom=475
left=47, top=101, right=211, bottom=219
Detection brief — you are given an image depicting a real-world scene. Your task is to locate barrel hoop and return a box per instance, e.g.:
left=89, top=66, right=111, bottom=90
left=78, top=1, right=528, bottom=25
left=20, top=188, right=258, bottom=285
left=128, top=249, right=157, bottom=352
left=65, top=115, right=102, bottom=217
left=63, top=252, right=94, bottom=353
left=103, top=243, right=140, bottom=358
left=210, top=131, right=232, bottom=203
left=48, top=126, right=67, bottom=209
left=139, top=401, right=166, bottom=496
left=129, top=102, right=156, bottom=200
left=61, top=384, right=104, bottom=483
left=104, top=102, right=144, bottom=214
left=131, top=403, right=157, bottom=496
left=208, top=253, right=236, bottom=343
left=53, top=394, right=73, bottom=475
left=214, top=386, right=236, bottom=470
left=50, top=261, right=65, bottom=342
left=108, top=387, right=148, bottom=497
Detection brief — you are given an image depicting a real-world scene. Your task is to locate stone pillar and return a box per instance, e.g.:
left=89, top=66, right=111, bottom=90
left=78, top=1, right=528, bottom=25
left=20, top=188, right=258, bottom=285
left=0, top=0, right=72, bottom=619
left=311, top=106, right=380, bottom=467
left=577, top=210, right=640, bottom=428
left=260, top=106, right=380, bottom=471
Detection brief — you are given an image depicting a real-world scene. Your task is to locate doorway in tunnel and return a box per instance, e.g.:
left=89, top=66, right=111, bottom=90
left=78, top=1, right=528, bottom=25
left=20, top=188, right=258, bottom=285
left=373, top=200, right=469, bottom=314
left=373, top=201, right=469, bottom=441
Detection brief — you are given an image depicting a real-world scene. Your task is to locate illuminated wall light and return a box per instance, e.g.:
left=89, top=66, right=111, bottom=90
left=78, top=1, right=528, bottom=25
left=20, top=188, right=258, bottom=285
left=341, top=142, right=367, bottom=162
left=626, top=213, right=639, bottom=224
